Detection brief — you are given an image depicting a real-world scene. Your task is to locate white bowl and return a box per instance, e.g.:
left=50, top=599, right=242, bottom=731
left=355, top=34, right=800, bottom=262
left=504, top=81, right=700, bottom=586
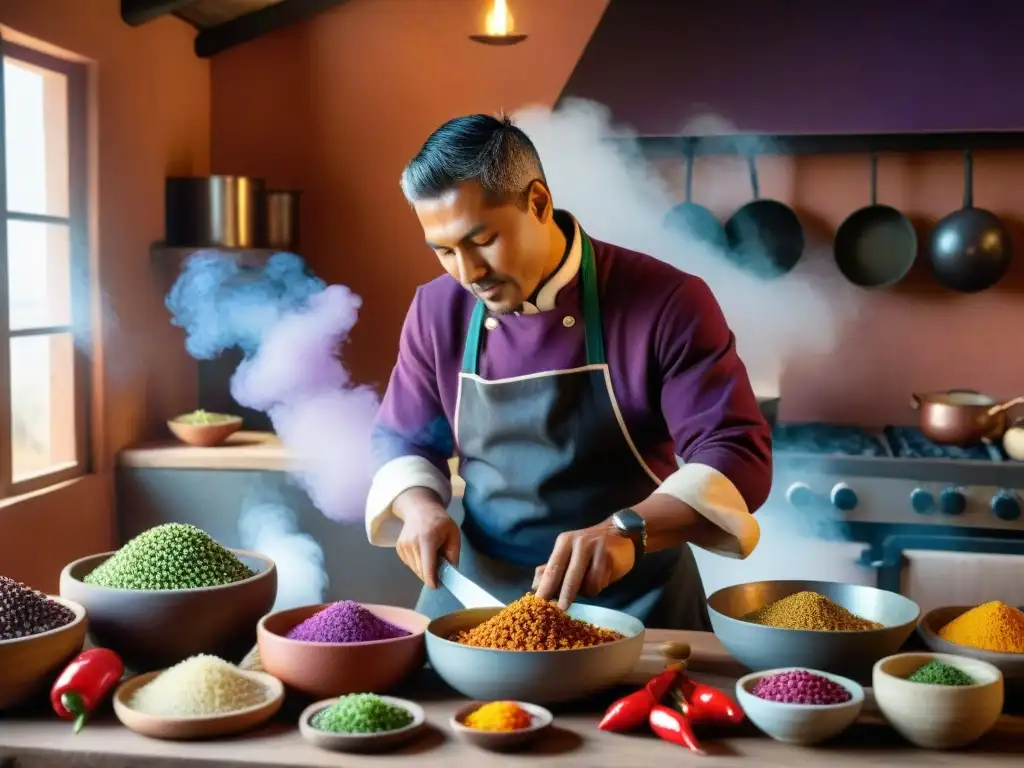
left=735, top=667, right=864, bottom=745
left=873, top=652, right=1004, bottom=749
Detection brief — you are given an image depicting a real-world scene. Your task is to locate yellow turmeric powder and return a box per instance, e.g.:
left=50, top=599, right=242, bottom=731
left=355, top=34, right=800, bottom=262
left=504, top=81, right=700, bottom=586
left=937, top=601, right=1024, bottom=653
left=464, top=701, right=533, bottom=731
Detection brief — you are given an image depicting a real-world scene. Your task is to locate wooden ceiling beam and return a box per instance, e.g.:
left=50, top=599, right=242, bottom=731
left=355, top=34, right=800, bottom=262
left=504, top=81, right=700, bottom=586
left=121, top=0, right=198, bottom=26
left=193, top=0, right=352, bottom=58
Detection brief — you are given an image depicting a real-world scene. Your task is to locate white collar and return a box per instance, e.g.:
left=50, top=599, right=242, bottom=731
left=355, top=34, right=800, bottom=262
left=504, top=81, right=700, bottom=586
left=518, top=215, right=582, bottom=315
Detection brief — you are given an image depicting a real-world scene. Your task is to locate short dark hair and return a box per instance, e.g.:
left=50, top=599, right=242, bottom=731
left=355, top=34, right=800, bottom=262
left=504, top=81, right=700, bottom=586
left=400, top=114, right=547, bottom=206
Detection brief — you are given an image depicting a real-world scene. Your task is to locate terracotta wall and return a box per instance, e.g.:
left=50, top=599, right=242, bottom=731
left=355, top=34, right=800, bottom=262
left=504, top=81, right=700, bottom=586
left=210, top=0, right=1024, bottom=429
left=0, top=0, right=208, bottom=589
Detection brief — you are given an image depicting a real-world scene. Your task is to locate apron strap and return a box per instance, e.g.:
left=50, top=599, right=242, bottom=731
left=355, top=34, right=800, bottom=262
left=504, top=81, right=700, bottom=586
left=462, top=229, right=606, bottom=374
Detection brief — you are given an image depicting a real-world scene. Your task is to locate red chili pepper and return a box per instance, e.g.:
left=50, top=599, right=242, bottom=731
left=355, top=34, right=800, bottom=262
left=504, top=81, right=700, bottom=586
left=677, top=677, right=745, bottom=726
left=649, top=704, right=705, bottom=754
left=51, top=648, right=124, bottom=733
left=597, top=666, right=681, bottom=732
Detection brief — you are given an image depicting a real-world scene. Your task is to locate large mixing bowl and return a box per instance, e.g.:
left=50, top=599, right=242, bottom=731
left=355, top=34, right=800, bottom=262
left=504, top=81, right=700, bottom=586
left=0, top=596, right=87, bottom=710
left=426, top=603, right=644, bottom=704
left=708, top=580, right=920, bottom=678
left=60, top=549, right=276, bottom=672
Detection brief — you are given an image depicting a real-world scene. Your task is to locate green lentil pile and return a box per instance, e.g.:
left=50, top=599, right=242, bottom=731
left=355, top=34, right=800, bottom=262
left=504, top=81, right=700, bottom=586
left=83, top=524, right=255, bottom=590
left=907, top=660, right=975, bottom=686
left=312, top=694, right=414, bottom=734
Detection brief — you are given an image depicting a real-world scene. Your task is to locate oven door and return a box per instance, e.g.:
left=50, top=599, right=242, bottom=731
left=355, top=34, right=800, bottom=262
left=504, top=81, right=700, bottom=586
left=877, top=535, right=1024, bottom=614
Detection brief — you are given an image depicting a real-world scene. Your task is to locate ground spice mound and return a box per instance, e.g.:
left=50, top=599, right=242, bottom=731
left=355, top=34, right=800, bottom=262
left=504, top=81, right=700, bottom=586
left=83, top=523, right=255, bottom=590
left=752, top=670, right=852, bottom=705
left=742, top=591, right=882, bottom=631
left=937, top=601, right=1024, bottom=653
left=451, top=594, right=624, bottom=650
left=286, top=601, right=412, bottom=643
left=0, top=576, right=76, bottom=641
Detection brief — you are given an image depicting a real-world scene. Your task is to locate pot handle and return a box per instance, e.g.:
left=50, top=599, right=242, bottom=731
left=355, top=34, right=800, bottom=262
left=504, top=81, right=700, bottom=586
left=988, top=396, right=1024, bottom=417
left=910, top=393, right=922, bottom=410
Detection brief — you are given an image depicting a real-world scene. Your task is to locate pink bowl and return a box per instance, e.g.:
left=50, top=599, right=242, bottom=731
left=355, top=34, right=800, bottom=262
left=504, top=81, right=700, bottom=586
left=257, top=602, right=428, bottom=698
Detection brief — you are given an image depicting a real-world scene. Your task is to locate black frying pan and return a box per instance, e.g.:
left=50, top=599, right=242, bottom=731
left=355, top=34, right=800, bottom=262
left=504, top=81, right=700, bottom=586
left=833, top=153, right=917, bottom=288
left=664, top=146, right=727, bottom=250
left=724, top=154, right=805, bottom=278
left=928, top=150, right=1013, bottom=293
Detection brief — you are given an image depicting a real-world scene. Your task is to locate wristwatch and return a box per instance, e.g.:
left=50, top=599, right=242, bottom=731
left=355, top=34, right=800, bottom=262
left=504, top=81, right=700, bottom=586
left=611, top=508, right=647, bottom=566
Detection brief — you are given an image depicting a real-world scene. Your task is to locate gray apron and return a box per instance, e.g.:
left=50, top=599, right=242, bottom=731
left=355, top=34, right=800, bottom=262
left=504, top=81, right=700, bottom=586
left=415, top=230, right=710, bottom=631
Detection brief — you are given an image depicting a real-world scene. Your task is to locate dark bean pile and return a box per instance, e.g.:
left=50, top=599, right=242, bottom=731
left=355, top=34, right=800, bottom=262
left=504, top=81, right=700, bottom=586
left=0, top=575, right=76, bottom=641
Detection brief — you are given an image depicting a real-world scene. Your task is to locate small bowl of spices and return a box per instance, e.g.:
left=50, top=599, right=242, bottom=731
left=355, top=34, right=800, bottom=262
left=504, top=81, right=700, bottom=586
left=299, top=693, right=426, bottom=753
left=736, top=667, right=864, bottom=745
left=917, top=602, right=1024, bottom=692
left=873, top=652, right=1004, bottom=749
left=450, top=700, right=553, bottom=751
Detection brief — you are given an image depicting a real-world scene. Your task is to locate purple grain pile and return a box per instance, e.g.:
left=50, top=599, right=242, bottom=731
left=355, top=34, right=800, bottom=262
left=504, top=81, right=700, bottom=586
left=286, top=601, right=412, bottom=643
left=752, top=670, right=852, bottom=705
left=0, top=575, right=76, bottom=641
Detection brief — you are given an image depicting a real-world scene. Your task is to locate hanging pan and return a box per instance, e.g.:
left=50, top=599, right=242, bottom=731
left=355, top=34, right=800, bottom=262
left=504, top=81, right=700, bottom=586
left=928, top=149, right=1013, bottom=293
left=833, top=153, right=917, bottom=288
left=663, top=144, right=727, bottom=250
left=724, top=154, right=805, bottom=279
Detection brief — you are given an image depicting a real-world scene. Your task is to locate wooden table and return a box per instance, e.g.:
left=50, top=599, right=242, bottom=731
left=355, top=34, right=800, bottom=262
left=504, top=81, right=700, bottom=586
left=1, top=631, right=1022, bottom=767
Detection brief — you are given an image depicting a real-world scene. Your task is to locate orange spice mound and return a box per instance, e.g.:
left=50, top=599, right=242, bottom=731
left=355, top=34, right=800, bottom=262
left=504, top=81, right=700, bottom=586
left=450, top=593, right=624, bottom=651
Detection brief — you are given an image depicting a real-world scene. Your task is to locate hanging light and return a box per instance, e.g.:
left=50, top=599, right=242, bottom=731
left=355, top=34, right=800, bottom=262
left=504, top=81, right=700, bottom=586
left=470, top=0, right=528, bottom=46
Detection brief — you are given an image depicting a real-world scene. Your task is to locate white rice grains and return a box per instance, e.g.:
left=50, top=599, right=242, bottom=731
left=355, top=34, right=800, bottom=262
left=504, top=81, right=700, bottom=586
left=128, top=654, right=268, bottom=717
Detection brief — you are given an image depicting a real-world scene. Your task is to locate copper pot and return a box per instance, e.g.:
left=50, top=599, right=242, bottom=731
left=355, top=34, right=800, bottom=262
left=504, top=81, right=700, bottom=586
left=911, top=389, right=1024, bottom=446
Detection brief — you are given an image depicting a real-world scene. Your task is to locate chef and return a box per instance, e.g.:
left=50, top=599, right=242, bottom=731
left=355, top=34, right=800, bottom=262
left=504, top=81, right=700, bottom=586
left=364, top=114, right=772, bottom=629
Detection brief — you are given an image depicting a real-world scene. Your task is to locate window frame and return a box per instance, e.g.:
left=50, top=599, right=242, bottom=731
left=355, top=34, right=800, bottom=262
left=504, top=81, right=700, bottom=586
left=0, top=37, right=91, bottom=498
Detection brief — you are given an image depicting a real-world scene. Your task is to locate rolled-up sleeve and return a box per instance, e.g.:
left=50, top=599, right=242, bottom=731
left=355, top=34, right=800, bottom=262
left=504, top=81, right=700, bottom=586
left=652, top=276, right=772, bottom=559
left=366, top=289, right=455, bottom=547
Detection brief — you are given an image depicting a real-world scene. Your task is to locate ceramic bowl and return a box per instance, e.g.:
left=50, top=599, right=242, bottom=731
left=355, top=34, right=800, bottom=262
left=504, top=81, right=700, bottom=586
left=425, top=603, right=644, bottom=704
left=873, top=652, right=1004, bottom=749
left=257, top=603, right=428, bottom=698
left=167, top=415, right=242, bottom=447
left=708, top=580, right=920, bottom=677
left=59, top=549, right=276, bottom=672
left=917, top=605, right=1024, bottom=693
left=449, top=701, right=553, bottom=751
left=112, top=668, right=284, bottom=740
left=0, top=596, right=88, bottom=710
left=299, top=696, right=426, bottom=753
left=735, top=667, right=864, bottom=745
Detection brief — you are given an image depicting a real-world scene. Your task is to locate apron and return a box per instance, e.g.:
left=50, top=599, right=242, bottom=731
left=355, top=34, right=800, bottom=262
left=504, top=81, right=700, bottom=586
left=415, top=231, right=711, bottom=631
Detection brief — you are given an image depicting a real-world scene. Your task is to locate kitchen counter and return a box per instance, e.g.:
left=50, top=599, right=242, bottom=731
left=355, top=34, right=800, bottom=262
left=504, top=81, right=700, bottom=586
left=118, top=431, right=466, bottom=497
left=1, top=631, right=1021, bottom=767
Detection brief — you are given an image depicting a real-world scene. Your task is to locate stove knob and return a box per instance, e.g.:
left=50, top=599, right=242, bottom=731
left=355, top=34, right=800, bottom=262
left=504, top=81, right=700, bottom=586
left=939, top=487, right=967, bottom=516
left=830, top=483, right=858, bottom=511
left=786, top=482, right=814, bottom=509
left=991, top=491, right=1022, bottom=521
left=910, top=488, right=935, bottom=514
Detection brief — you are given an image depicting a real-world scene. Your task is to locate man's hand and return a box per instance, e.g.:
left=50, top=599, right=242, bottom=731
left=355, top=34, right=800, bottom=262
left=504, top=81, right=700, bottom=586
left=394, top=489, right=460, bottom=589
left=532, top=522, right=635, bottom=610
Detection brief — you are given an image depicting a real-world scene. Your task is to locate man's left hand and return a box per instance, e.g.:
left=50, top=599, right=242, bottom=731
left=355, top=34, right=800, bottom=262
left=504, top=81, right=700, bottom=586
left=532, top=522, right=635, bottom=610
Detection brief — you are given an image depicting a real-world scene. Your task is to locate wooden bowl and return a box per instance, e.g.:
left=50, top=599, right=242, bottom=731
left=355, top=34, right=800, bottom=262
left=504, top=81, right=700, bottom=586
left=449, top=701, right=553, bottom=751
left=257, top=603, right=428, bottom=698
left=0, top=596, right=88, bottom=710
left=873, top=652, right=1004, bottom=749
left=112, top=668, right=284, bottom=740
left=167, top=416, right=242, bottom=447
left=917, top=605, right=1024, bottom=694
left=60, top=550, right=276, bottom=671
left=299, top=696, right=426, bottom=753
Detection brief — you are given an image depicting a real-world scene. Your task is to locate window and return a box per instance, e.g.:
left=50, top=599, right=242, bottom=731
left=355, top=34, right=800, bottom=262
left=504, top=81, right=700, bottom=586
left=0, top=39, right=89, bottom=496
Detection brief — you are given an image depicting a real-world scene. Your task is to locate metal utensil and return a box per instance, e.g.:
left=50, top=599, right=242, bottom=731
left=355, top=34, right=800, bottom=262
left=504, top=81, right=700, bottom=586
left=910, top=389, right=1024, bottom=446
left=436, top=560, right=505, bottom=610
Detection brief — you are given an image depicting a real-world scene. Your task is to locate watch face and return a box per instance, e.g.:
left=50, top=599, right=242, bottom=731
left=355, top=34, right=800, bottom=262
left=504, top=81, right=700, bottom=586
left=614, top=509, right=644, bottom=535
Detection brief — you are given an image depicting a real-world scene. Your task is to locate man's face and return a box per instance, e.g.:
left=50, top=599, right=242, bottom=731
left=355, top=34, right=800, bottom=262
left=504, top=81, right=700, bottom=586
left=414, top=180, right=552, bottom=313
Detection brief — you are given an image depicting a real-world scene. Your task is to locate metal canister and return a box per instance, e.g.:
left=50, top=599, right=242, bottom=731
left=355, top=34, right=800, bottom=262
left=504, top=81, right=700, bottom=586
left=164, top=175, right=265, bottom=249
left=263, top=190, right=301, bottom=252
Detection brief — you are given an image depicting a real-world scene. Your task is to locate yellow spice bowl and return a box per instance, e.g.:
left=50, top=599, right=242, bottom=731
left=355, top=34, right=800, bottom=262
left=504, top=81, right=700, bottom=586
left=872, top=652, right=1003, bottom=749
left=916, top=606, right=1024, bottom=695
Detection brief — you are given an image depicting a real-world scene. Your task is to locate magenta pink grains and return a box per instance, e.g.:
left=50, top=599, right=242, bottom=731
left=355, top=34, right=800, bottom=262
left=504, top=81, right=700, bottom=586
left=285, top=601, right=412, bottom=643
left=752, top=670, right=852, bottom=705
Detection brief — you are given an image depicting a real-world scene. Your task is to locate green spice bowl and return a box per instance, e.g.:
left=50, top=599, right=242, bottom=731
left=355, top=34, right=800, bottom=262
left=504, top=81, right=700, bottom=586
left=298, top=695, right=426, bottom=753
left=59, top=549, right=276, bottom=672
left=873, top=652, right=1004, bottom=749
left=916, top=605, right=1024, bottom=695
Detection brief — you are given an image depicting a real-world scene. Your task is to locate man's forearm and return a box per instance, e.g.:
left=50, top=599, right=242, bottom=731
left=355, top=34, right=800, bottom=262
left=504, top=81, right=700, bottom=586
left=629, top=493, right=726, bottom=553
left=392, top=486, right=446, bottom=521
